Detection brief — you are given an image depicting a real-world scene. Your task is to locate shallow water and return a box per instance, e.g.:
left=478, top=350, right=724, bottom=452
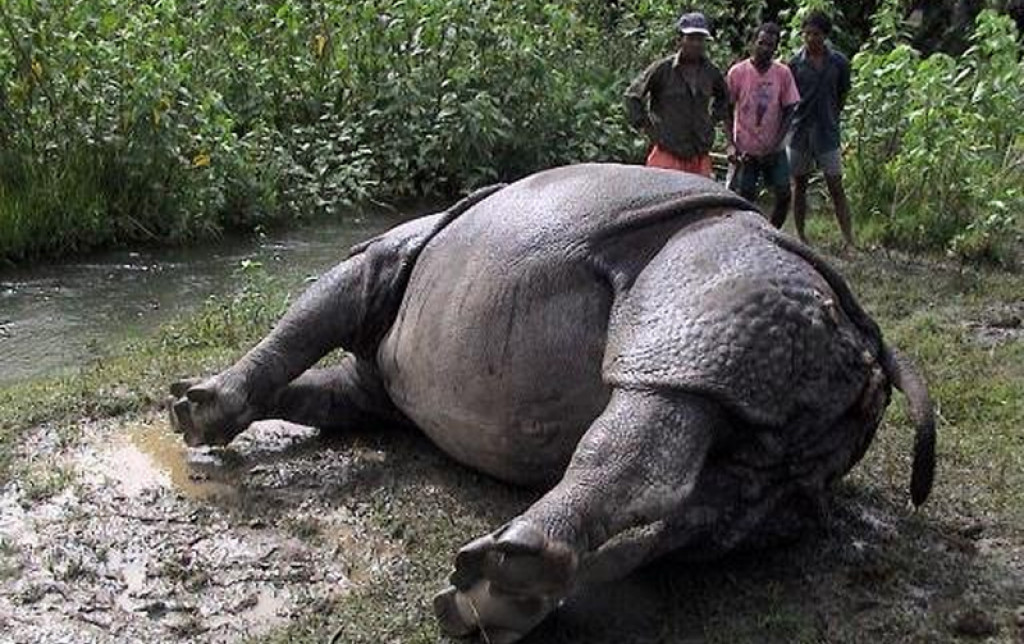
left=111, top=421, right=243, bottom=503
left=0, top=212, right=411, bottom=385
left=96, top=417, right=328, bottom=506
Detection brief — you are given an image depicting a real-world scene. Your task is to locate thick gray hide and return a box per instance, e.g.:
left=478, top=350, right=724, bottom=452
left=605, top=213, right=874, bottom=426
left=168, top=163, right=933, bottom=644
left=378, top=165, right=756, bottom=485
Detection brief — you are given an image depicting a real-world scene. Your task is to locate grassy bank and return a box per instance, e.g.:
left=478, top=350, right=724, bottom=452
left=2, top=217, right=1022, bottom=641
left=0, top=267, right=290, bottom=480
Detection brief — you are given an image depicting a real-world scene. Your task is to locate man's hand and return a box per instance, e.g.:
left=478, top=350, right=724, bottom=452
left=728, top=145, right=757, bottom=165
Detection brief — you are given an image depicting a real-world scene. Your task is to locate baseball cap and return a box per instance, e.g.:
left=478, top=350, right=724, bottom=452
left=676, top=12, right=713, bottom=39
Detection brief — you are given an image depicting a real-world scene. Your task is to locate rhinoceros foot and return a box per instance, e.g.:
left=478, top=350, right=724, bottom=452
left=167, top=375, right=257, bottom=447
left=434, top=521, right=576, bottom=642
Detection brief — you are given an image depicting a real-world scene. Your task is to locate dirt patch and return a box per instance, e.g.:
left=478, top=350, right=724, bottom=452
left=2, top=412, right=1023, bottom=643
left=0, top=416, right=402, bottom=643
left=966, top=304, right=1024, bottom=347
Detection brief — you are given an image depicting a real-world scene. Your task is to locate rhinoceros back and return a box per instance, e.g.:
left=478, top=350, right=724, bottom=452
left=603, top=212, right=879, bottom=429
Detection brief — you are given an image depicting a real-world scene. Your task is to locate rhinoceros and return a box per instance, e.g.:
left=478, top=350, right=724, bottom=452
left=168, top=163, right=935, bottom=643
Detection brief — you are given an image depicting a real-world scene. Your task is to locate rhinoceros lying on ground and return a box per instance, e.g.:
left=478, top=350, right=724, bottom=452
left=168, top=163, right=935, bottom=643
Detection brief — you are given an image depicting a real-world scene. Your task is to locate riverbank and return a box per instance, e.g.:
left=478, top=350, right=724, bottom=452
left=1, top=222, right=1021, bottom=642
left=0, top=211, right=410, bottom=385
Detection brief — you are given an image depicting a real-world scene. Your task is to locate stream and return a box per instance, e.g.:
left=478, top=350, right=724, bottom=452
left=0, top=212, right=411, bottom=386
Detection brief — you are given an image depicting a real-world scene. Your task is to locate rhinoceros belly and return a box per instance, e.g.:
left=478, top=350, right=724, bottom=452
left=377, top=216, right=612, bottom=486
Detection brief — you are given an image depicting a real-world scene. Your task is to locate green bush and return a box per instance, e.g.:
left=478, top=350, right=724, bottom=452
left=2, top=1, right=1020, bottom=264
left=0, top=0, right=788, bottom=263
left=0, top=1, right=648, bottom=261
left=845, top=6, right=1023, bottom=264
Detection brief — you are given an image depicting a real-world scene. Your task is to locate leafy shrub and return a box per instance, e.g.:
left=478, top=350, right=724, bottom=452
left=0, top=0, right=780, bottom=263
left=2, top=1, right=1019, bottom=264
left=845, top=6, right=1023, bottom=264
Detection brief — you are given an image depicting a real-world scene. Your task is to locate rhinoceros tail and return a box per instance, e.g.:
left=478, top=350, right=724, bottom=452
left=881, top=345, right=936, bottom=506
left=767, top=231, right=936, bottom=506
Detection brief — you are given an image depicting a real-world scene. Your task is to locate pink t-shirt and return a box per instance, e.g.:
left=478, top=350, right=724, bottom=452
left=727, top=59, right=800, bottom=157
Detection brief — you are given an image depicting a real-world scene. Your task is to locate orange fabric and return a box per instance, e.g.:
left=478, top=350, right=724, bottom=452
left=645, top=145, right=713, bottom=177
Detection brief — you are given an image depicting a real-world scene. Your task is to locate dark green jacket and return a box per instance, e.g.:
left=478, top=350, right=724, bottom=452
left=625, top=54, right=730, bottom=159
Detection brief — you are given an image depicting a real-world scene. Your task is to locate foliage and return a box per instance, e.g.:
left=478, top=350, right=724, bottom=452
left=0, top=0, right=683, bottom=262
left=782, top=0, right=838, bottom=52
left=845, top=8, right=1024, bottom=264
left=0, top=1, right=1021, bottom=264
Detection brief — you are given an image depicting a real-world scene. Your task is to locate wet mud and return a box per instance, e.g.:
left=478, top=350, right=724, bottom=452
left=2, top=414, right=1022, bottom=643
left=0, top=417, right=403, bottom=643
left=966, top=303, right=1024, bottom=347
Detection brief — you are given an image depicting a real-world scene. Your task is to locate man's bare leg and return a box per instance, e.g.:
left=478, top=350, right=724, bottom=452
left=791, top=174, right=810, bottom=244
left=824, top=173, right=855, bottom=247
left=769, top=185, right=791, bottom=229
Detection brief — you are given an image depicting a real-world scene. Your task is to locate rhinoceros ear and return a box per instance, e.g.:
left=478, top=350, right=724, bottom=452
left=186, top=384, right=217, bottom=404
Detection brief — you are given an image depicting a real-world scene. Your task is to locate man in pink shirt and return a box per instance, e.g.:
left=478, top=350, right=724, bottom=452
left=727, top=23, right=800, bottom=228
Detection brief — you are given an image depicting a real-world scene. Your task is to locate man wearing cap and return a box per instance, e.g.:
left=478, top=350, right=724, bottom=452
left=625, top=12, right=733, bottom=177
left=787, top=10, right=854, bottom=246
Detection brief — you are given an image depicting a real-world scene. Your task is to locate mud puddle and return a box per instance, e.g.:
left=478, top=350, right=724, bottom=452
left=964, top=303, right=1024, bottom=347
left=97, top=421, right=245, bottom=503
left=0, top=417, right=403, bottom=643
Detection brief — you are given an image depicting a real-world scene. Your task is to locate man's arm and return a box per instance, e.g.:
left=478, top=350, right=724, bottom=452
left=624, top=60, right=660, bottom=132
left=773, top=67, right=801, bottom=151
left=773, top=104, right=797, bottom=152
left=725, top=66, right=740, bottom=160
left=711, top=68, right=735, bottom=152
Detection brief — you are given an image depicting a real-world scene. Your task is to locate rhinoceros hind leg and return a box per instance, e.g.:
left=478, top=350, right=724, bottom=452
left=450, top=521, right=577, bottom=596
left=435, top=388, right=722, bottom=642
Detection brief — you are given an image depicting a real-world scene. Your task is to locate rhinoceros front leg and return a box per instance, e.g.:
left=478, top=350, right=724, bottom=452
left=434, top=388, right=721, bottom=643
left=168, top=354, right=407, bottom=446
left=167, top=248, right=392, bottom=446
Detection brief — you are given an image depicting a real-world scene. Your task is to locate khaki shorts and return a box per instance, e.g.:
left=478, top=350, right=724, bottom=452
left=788, top=146, right=841, bottom=177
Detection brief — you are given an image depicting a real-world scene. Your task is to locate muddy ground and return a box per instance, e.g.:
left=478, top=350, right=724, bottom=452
left=1, top=248, right=1023, bottom=644
left=2, top=410, right=1023, bottom=644
left=0, top=416, right=407, bottom=643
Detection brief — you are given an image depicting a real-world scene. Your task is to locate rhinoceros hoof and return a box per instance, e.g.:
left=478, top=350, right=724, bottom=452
left=435, top=521, right=576, bottom=641
left=434, top=583, right=554, bottom=644
left=166, top=377, right=253, bottom=446
left=453, top=521, right=577, bottom=596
